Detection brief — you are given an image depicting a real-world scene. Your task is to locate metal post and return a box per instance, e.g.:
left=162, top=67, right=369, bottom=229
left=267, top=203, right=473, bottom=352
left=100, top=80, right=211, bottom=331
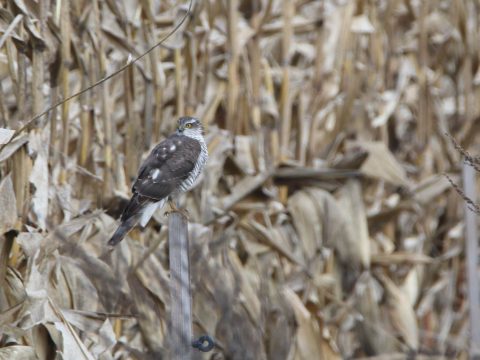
left=462, top=163, right=480, bottom=358
left=168, top=211, right=192, bottom=359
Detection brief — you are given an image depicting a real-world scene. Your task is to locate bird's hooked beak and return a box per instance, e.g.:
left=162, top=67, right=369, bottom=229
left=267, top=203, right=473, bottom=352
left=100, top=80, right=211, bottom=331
left=176, top=126, right=184, bottom=134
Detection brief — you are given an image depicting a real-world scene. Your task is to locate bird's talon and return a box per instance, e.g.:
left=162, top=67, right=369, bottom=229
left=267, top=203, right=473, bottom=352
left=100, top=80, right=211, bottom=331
left=164, top=208, right=189, bottom=219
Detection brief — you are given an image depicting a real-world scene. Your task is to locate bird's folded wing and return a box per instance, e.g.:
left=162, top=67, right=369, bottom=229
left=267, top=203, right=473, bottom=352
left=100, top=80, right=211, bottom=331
left=131, top=134, right=201, bottom=200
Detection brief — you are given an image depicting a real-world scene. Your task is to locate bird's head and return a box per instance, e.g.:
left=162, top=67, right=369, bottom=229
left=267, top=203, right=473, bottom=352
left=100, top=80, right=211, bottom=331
left=176, top=116, right=204, bottom=138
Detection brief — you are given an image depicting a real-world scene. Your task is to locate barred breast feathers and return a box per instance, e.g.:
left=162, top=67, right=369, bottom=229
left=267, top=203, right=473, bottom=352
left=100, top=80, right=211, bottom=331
left=179, top=133, right=208, bottom=192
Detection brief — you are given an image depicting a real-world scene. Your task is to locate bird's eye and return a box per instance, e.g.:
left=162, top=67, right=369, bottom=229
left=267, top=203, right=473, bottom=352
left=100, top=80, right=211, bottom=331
left=185, top=123, right=192, bottom=129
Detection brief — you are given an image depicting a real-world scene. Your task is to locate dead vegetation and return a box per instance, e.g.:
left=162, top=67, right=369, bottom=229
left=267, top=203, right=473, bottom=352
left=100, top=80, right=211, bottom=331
left=0, top=0, right=479, bottom=359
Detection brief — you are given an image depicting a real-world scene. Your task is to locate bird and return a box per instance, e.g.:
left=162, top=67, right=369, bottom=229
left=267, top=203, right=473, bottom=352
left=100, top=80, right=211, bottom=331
left=108, top=116, right=208, bottom=246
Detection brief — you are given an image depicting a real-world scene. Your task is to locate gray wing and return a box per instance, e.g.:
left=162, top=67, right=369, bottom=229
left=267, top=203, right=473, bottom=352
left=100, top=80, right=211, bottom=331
left=131, top=134, right=201, bottom=200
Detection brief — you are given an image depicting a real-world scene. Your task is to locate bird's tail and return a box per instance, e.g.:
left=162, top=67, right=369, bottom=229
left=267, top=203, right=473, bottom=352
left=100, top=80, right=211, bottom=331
left=108, top=193, right=149, bottom=246
left=108, top=220, right=135, bottom=247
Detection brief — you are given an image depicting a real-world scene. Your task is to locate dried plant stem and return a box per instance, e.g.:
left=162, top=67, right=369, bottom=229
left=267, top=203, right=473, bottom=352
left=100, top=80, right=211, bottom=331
left=280, top=0, right=293, bottom=162
left=49, top=85, right=60, bottom=167
left=78, top=74, right=92, bottom=168
left=175, top=48, right=185, bottom=117
left=101, top=88, right=113, bottom=201
left=306, top=28, right=324, bottom=165
left=296, top=92, right=307, bottom=164
left=186, top=25, right=198, bottom=115
left=153, top=57, right=165, bottom=145
left=142, top=23, right=157, bottom=149
left=59, top=0, right=71, bottom=185
left=278, top=0, right=294, bottom=203
left=16, top=45, right=27, bottom=122
left=418, top=0, right=430, bottom=145
left=7, top=29, right=28, bottom=220
left=3, top=39, right=16, bottom=124
left=227, top=0, right=239, bottom=134
left=114, top=319, right=123, bottom=340
left=124, top=66, right=138, bottom=182
left=31, top=49, right=45, bottom=127
left=461, top=49, right=473, bottom=145
left=0, top=83, right=8, bottom=127
left=201, top=81, right=226, bottom=125
left=5, top=38, right=18, bottom=96
left=10, top=146, right=32, bottom=221
left=249, top=5, right=264, bottom=170
left=92, top=0, right=113, bottom=200
left=249, top=38, right=261, bottom=131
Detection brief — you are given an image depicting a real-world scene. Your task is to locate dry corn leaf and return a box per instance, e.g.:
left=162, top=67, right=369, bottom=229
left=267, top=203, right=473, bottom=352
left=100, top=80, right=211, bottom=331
left=0, top=346, right=38, bottom=360
left=350, top=141, right=410, bottom=187
left=354, top=274, right=398, bottom=354
left=337, top=180, right=371, bottom=269
left=283, top=288, right=324, bottom=360
left=377, top=274, right=419, bottom=351
left=0, top=174, right=17, bottom=233
left=47, top=320, right=96, bottom=360
left=288, top=189, right=323, bottom=256
left=0, top=135, right=29, bottom=163
left=61, top=309, right=116, bottom=357
left=0, top=128, right=14, bottom=145
left=16, top=232, right=43, bottom=258
left=127, top=271, right=165, bottom=354
left=234, top=135, right=256, bottom=175
left=228, top=250, right=261, bottom=323
left=412, top=174, right=454, bottom=204
left=401, top=267, right=422, bottom=306
left=350, top=15, right=375, bottom=34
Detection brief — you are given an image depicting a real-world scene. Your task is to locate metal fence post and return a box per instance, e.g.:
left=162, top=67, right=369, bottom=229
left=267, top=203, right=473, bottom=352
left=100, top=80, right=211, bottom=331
left=168, top=211, right=192, bottom=359
left=462, top=163, right=480, bottom=358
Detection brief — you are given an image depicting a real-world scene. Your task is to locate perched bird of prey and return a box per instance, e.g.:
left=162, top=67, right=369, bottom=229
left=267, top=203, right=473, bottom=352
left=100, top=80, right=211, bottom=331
left=108, top=117, right=208, bottom=246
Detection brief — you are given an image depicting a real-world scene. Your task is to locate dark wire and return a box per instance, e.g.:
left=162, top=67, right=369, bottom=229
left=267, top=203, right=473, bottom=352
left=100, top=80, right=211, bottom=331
left=1, top=0, right=193, bottom=151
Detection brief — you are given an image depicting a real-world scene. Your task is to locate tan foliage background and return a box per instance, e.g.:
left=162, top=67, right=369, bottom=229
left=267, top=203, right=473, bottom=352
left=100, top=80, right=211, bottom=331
left=0, top=0, right=478, bottom=359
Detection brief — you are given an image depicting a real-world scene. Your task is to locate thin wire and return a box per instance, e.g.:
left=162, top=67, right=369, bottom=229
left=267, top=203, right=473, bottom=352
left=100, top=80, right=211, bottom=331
left=2, top=0, right=193, bottom=150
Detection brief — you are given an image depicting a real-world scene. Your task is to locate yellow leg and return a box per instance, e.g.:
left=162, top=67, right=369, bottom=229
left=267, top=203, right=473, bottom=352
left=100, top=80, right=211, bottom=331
left=165, top=199, right=189, bottom=219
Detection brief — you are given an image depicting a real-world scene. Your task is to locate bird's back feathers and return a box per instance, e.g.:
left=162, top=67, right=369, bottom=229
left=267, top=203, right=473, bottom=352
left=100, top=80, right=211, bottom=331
left=132, top=134, right=201, bottom=199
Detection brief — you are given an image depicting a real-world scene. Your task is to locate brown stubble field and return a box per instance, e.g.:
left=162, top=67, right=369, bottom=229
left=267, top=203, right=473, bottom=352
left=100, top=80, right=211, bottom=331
left=0, top=0, right=479, bottom=359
